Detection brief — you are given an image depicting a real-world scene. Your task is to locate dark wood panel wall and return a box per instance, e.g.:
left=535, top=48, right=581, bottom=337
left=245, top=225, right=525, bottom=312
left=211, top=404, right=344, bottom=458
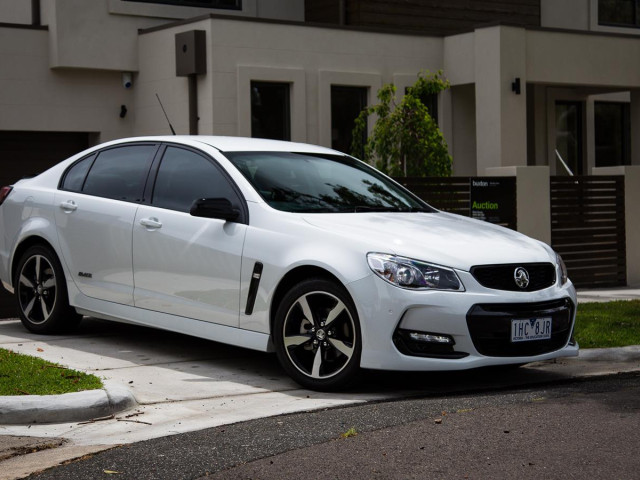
left=306, top=0, right=541, bottom=35
left=0, top=131, right=90, bottom=187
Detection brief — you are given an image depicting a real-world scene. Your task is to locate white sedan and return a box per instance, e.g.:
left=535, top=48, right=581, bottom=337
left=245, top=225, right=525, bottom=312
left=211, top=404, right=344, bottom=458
left=0, top=136, right=578, bottom=390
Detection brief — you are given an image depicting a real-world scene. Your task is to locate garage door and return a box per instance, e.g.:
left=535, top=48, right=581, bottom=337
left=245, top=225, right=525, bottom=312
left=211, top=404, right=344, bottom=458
left=0, top=131, right=91, bottom=318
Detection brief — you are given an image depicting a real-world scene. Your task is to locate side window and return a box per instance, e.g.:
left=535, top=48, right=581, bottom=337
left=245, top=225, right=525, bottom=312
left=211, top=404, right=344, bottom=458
left=83, top=145, right=156, bottom=202
left=152, top=147, right=240, bottom=213
left=60, top=154, right=96, bottom=192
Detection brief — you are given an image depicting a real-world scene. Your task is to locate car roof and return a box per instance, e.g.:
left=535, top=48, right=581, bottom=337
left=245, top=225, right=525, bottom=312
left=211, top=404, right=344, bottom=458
left=115, top=136, right=342, bottom=155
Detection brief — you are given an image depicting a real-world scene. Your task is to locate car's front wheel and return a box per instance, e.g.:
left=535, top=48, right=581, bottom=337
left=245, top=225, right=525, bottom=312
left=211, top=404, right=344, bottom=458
left=274, top=278, right=361, bottom=391
left=14, top=245, right=82, bottom=334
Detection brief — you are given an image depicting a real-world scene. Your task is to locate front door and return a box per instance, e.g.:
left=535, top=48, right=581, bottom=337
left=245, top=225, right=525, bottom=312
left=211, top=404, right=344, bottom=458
left=132, top=146, right=247, bottom=327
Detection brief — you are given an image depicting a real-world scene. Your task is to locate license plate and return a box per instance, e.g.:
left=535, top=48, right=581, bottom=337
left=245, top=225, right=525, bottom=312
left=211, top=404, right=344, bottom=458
left=511, top=317, right=552, bottom=343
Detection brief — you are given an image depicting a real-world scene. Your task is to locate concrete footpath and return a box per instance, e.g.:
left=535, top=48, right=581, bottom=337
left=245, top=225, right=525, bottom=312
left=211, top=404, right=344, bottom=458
left=0, top=288, right=638, bottom=479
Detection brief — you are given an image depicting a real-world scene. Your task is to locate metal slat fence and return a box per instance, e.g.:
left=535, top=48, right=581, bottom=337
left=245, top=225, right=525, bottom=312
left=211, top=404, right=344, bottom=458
left=396, top=176, right=471, bottom=216
left=550, top=176, right=626, bottom=288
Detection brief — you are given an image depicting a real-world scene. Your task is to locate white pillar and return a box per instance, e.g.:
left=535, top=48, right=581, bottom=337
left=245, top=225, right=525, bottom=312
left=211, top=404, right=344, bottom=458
left=485, top=166, right=551, bottom=245
left=474, top=26, right=528, bottom=175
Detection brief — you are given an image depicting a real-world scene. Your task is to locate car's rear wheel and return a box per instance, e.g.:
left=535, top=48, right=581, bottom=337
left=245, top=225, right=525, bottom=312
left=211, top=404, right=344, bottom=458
left=274, top=278, right=361, bottom=391
left=14, top=245, right=82, bottom=334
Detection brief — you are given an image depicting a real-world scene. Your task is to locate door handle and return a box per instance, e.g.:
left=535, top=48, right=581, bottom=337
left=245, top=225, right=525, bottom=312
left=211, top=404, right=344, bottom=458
left=140, top=217, right=162, bottom=229
left=59, top=200, right=77, bottom=212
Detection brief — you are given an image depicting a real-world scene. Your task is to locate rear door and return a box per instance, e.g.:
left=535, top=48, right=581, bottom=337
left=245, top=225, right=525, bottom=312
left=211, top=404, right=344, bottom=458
left=132, top=145, right=247, bottom=326
left=55, top=144, right=158, bottom=305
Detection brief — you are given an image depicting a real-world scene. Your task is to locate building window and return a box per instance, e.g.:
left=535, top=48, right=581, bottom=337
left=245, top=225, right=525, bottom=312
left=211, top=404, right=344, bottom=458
left=595, top=102, right=631, bottom=167
left=405, top=88, right=438, bottom=126
left=123, top=0, right=241, bottom=9
left=251, top=82, right=291, bottom=141
left=331, top=86, right=367, bottom=155
left=598, top=0, right=639, bottom=27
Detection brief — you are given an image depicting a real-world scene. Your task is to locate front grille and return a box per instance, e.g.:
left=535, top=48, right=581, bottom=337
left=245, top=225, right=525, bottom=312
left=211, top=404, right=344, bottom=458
left=466, top=298, right=574, bottom=357
left=471, top=263, right=556, bottom=292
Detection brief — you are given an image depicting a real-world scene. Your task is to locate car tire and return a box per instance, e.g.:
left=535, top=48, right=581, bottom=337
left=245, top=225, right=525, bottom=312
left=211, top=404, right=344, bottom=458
left=274, top=278, right=362, bottom=391
left=14, top=245, right=82, bottom=334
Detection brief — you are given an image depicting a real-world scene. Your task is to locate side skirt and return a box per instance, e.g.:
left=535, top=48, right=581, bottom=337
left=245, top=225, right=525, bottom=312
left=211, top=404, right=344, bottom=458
left=71, top=292, right=274, bottom=353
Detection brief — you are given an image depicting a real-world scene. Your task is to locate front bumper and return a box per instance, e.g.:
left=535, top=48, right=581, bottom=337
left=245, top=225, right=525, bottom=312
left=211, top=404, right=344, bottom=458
left=347, top=270, right=578, bottom=371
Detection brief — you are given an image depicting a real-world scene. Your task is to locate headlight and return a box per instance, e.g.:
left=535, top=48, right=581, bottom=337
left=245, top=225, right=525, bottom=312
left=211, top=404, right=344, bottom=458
left=557, top=252, right=568, bottom=285
left=367, top=253, right=464, bottom=291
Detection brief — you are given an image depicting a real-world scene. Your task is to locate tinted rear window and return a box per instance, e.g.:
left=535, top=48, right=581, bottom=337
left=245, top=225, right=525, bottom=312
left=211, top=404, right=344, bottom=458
left=60, top=154, right=95, bottom=192
left=82, top=145, right=156, bottom=202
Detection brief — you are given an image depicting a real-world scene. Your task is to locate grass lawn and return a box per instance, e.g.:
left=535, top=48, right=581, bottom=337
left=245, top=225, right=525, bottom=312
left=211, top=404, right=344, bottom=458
left=0, top=348, right=103, bottom=396
left=574, top=300, right=640, bottom=349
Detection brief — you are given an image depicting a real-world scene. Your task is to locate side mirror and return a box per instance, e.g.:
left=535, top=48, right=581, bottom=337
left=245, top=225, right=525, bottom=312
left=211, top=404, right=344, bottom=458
left=190, top=198, right=240, bottom=222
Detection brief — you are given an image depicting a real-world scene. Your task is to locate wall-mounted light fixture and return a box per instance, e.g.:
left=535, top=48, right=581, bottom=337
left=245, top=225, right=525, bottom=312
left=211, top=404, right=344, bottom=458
left=511, top=77, right=521, bottom=95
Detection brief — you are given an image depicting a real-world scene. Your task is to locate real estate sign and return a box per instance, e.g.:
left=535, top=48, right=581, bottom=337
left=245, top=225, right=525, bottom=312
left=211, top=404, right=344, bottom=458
left=470, top=177, right=516, bottom=229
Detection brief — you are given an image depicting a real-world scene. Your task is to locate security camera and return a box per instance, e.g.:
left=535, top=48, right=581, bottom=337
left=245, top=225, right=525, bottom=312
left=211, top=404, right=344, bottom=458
left=122, top=72, right=133, bottom=89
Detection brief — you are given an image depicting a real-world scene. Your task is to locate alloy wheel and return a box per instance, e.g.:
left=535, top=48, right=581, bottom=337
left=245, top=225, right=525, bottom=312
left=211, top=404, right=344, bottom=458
left=17, top=254, right=58, bottom=325
left=282, top=290, right=356, bottom=380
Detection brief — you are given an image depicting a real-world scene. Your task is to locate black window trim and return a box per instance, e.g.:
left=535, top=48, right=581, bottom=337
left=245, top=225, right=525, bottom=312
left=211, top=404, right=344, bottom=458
left=147, top=142, right=249, bottom=224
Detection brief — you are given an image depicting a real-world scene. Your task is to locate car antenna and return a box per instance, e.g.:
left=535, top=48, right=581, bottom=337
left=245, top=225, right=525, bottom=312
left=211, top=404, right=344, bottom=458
left=155, top=93, right=176, bottom=135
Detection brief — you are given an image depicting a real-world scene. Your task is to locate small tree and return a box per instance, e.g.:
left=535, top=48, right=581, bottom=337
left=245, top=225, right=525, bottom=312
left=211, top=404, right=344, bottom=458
left=351, top=70, right=452, bottom=177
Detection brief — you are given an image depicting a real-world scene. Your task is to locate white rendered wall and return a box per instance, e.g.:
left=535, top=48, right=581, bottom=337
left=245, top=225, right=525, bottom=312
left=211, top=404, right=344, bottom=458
left=541, top=0, right=590, bottom=31
left=0, top=0, right=32, bottom=24
left=136, top=18, right=444, bottom=145
left=0, top=26, right=134, bottom=142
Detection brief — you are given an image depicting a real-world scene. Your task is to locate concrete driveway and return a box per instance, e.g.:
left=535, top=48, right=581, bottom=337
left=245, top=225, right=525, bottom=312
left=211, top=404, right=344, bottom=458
left=0, top=317, right=397, bottom=445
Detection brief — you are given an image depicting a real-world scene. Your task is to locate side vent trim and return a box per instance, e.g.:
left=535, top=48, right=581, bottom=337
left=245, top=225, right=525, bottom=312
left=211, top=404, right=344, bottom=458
left=244, top=262, right=263, bottom=315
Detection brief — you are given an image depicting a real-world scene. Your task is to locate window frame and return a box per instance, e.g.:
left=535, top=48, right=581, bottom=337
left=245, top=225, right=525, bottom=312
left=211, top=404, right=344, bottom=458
left=598, top=0, right=640, bottom=28
left=250, top=81, right=292, bottom=142
left=330, top=85, right=368, bottom=156
left=594, top=101, right=631, bottom=167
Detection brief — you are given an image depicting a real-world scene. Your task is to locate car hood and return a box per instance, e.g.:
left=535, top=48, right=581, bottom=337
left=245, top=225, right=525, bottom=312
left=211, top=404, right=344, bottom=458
left=302, top=211, right=554, bottom=271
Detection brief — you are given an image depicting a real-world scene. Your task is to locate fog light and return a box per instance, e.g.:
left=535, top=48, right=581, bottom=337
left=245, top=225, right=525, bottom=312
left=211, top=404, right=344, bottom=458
left=408, top=332, right=454, bottom=345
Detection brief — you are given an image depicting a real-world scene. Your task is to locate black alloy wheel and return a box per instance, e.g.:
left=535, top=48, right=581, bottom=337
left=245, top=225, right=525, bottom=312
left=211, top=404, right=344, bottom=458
left=15, top=245, right=82, bottom=333
left=274, top=278, right=361, bottom=391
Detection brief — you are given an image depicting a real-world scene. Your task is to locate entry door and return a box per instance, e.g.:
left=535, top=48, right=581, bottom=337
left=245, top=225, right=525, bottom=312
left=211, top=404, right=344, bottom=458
left=555, top=101, right=584, bottom=175
left=132, top=146, right=247, bottom=327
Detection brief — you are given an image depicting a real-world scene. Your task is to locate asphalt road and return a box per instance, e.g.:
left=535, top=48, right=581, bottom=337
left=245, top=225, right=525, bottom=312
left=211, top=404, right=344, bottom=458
left=26, top=372, right=640, bottom=480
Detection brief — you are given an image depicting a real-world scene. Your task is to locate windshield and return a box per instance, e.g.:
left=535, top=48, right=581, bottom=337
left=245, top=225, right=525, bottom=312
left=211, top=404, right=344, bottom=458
left=224, top=152, right=433, bottom=213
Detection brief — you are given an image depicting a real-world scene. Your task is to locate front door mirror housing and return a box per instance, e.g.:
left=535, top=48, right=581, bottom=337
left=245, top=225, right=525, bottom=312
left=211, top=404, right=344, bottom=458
left=190, top=198, right=240, bottom=222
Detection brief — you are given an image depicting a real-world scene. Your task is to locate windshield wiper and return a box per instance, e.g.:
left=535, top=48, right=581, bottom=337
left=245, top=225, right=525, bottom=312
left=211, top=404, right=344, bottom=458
left=353, top=206, right=430, bottom=213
